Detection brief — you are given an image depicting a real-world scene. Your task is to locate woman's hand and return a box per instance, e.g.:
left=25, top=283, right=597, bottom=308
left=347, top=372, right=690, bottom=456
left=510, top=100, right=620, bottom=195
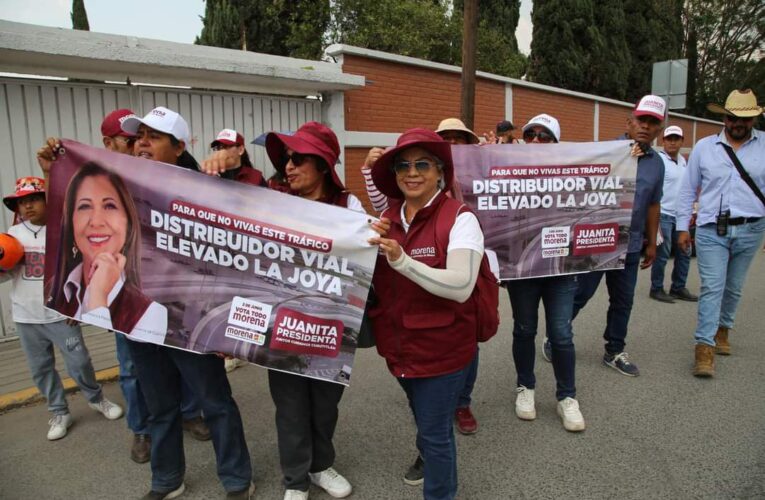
left=369, top=217, right=391, bottom=238
left=201, top=150, right=238, bottom=176
left=368, top=235, right=403, bottom=262
left=483, top=130, right=498, bottom=144
left=363, top=147, right=385, bottom=169
left=85, top=252, right=126, bottom=311
left=37, top=137, right=61, bottom=175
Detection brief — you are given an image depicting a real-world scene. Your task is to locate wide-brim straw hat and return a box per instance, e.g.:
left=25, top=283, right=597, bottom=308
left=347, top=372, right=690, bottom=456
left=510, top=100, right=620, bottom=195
left=707, top=89, right=763, bottom=118
left=435, top=118, right=480, bottom=144
left=372, top=128, right=453, bottom=200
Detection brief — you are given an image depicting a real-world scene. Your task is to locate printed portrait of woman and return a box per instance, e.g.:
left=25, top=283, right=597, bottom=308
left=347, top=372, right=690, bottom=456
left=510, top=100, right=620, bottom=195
left=47, top=162, right=168, bottom=343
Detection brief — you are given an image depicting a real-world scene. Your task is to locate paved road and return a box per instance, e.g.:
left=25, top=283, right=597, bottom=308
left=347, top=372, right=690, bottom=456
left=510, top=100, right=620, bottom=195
left=1, top=253, right=764, bottom=499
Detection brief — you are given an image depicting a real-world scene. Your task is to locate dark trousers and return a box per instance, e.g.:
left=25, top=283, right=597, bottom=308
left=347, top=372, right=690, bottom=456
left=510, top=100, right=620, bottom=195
left=573, top=251, right=641, bottom=354
left=268, top=370, right=345, bottom=492
left=127, top=342, right=252, bottom=493
left=507, top=274, right=577, bottom=400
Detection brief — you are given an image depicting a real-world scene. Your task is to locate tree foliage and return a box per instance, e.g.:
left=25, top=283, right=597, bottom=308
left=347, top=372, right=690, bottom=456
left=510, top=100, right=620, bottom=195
left=683, top=0, right=765, bottom=118
left=196, top=0, right=242, bottom=50
left=527, top=0, right=599, bottom=93
left=588, top=0, right=631, bottom=100
left=71, top=0, right=90, bottom=31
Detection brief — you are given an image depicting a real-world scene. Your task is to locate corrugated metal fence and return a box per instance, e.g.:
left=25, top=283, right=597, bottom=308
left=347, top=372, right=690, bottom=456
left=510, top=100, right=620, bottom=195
left=0, top=77, right=322, bottom=338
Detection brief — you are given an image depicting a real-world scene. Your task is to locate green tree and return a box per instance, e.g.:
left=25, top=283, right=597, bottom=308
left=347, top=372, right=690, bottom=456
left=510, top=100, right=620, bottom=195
left=452, top=0, right=526, bottom=78
left=683, top=0, right=765, bottom=118
left=588, top=0, right=631, bottom=100
left=527, top=0, right=599, bottom=92
left=71, top=0, right=90, bottom=31
left=196, top=0, right=243, bottom=50
left=329, top=0, right=457, bottom=64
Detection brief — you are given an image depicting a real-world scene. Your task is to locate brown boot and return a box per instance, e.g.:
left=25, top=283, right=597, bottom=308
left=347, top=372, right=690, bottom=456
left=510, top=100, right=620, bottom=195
left=693, top=344, right=715, bottom=377
left=714, top=327, right=730, bottom=355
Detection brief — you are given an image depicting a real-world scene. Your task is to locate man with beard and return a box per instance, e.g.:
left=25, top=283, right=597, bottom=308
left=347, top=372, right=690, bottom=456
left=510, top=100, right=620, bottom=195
left=677, top=89, right=765, bottom=377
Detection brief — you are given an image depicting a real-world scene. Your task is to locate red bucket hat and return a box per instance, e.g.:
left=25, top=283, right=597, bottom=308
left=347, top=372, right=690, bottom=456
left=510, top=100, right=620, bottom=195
left=266, top=121, right=344, bottom=191
left=371, top=128, right=453, bottom=200
left=3, top=176, right=45, bottom=211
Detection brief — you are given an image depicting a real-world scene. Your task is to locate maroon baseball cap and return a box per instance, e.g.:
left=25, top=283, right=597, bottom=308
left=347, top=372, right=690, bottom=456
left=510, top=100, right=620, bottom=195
left=266, top=121, right=344, bottom=191
left=372, top=128, right=453, bottom=200
left=210, top=129, right=245, bottom=148
left=101, top=109, right=138, bottom=138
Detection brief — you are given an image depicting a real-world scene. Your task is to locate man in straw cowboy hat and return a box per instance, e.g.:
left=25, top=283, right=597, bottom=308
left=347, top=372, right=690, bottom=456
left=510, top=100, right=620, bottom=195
left=676, top=89, right=765, bottom=377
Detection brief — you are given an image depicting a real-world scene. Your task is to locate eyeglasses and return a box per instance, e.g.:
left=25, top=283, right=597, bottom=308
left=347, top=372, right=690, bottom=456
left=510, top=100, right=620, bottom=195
left=522, top=130, right=556, bottom=143
left=392, top=159, right=437, bottom=176
left=284, top=152, right=310, bottom=167
left=211, top=144, right=237, bottom=152
left=724, top=115, right=754, bottom=123
left=114, top=136, right=136, bottom=147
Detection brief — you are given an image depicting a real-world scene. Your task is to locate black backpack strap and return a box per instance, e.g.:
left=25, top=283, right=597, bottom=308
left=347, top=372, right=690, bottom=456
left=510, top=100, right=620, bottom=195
left=720, top=143, right=765, bottom=208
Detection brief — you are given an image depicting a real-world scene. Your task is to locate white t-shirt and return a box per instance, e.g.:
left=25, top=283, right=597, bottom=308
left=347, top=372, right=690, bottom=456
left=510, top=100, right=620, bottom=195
left=5, top=223, right=63, bottom=324
left=399, top=191, right=484, bottom=255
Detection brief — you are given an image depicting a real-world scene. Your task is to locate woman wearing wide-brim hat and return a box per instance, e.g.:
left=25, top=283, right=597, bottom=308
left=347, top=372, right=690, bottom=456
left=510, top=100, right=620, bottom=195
left=367, top=128, right=484, bottom=500
left=264, top=121, right=363, bottom=500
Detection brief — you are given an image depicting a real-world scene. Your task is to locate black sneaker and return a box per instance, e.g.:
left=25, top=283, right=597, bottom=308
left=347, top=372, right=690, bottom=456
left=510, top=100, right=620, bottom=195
left=603, top=352, right=640, bottom=377
left=542, top=338, right=552, bottom=363
left=142, top=483, right=185, bottom=500
left=404, top=455, right=424, bottom=486
left=649, top=289, right=675, bottom=303
left=670, top=288, right=698, bottom=302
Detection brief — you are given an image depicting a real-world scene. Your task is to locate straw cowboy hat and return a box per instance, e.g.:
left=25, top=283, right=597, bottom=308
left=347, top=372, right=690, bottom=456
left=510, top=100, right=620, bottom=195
left=706, top=89, right=763, bottom=118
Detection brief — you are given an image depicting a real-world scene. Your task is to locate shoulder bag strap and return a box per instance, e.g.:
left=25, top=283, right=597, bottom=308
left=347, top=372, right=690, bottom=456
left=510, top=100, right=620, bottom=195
left=720, top=143, right=765, bottom=208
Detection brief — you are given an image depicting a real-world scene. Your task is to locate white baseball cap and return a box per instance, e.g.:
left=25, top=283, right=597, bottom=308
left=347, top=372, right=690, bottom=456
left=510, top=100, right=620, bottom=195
left=121, top=106, right=191, bottom=144
left=663, top=125, right=683, bottom=138
left=633, top=95, right=667, bottom=121
left=522, top=114, right=561, bottom=143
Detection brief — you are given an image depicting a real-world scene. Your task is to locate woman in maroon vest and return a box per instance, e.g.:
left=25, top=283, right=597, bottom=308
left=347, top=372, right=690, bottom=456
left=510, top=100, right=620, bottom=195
left=263, top=122, right=362, bottom=500
left=368, top=128, right=484, bottom=500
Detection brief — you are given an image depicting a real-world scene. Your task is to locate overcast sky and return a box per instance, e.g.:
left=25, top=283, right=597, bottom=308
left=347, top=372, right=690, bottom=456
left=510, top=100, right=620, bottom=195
left=0, top=0, right=533, bottom=54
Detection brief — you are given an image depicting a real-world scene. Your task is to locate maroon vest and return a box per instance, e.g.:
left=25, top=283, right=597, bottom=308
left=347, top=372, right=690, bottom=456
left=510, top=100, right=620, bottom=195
left=370, top=192, right=477, bottom=378
left=233, top=165, right=267, bottom=187
left=56, top=282, right=152, bottom=335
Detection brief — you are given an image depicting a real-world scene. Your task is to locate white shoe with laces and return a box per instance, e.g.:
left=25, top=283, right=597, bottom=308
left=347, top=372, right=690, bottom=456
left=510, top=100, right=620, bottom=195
left=283, top=489, right=309, bottom=500
left=88, top=397, right=124, bottom=420
left=309, top=467, right=352, bottom=498
left=557, top=397, right=586, bottom=432
left=47, top=413, right=73, bottom=440
left=515, top=386, right=536, bottom=420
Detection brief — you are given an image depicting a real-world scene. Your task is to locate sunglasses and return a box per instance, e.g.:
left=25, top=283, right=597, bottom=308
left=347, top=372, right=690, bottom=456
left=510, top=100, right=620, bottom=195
left=283, top=152, right=310, bottom=167
left=392, top=159, right=436, bottom=175
left=724, top=115, right=754, bottom=123
left=522, top=130, right=556, bottom=143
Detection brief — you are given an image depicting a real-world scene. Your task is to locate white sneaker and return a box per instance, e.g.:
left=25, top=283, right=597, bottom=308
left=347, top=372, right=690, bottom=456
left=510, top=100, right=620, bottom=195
left=515, top=386, right=536, bottom=420
left=88, top=397, right=124, bottom=420
left=557, top=397, right=586, bottom=432
left=284, top=490, right=309, bottom=500
left=47, top=413, right=73, bottom=440
left=309, top=467, right=352, bottom=498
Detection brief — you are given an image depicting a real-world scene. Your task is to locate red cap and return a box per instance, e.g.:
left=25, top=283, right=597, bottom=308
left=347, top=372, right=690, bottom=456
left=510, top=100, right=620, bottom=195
left=266, top=122, right=344, bottom=191
left=372, top=128, right=453, bottom=200
left=632, top=95, right=667, bottom=121
left=210, top=128, right=245, bottom=148
left=101, top=109, right=138, bottom=138
left=3, top=176, right=45, bottom=211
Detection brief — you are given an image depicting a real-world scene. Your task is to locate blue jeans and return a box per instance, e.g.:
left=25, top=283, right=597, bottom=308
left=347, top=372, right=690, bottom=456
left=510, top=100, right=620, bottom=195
left=457, top=351, right=478, bottom=408
left=17, top=321, right=103, bottom=415
left=694, top=221, right=765, bottom=346
left=115, top=333, right=149, bottom=434
left=650, top=213, right=691, bottom=292
left=127, top=342, right=252, bottom=494
left=507, top=275, right=577, bottom=400
left=398, top=367, right=469, bottom=500
left=573, top=252, right=641, bottom=354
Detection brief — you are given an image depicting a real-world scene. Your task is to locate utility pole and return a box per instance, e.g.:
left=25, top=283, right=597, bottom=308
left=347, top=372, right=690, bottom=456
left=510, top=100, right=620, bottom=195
left=461, top=0, right=479, bottom=130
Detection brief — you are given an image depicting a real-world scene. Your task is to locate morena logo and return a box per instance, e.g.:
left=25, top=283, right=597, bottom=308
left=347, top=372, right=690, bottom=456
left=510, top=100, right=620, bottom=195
left=151, top=109, right=167, bottom=117
left=118, top=114, right=136, bottom=124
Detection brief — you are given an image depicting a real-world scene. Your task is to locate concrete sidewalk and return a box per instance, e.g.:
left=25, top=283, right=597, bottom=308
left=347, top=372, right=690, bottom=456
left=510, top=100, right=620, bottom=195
left=0, top=326, right=119, bottom=410
left=1, top=254, right=764, bottom=499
